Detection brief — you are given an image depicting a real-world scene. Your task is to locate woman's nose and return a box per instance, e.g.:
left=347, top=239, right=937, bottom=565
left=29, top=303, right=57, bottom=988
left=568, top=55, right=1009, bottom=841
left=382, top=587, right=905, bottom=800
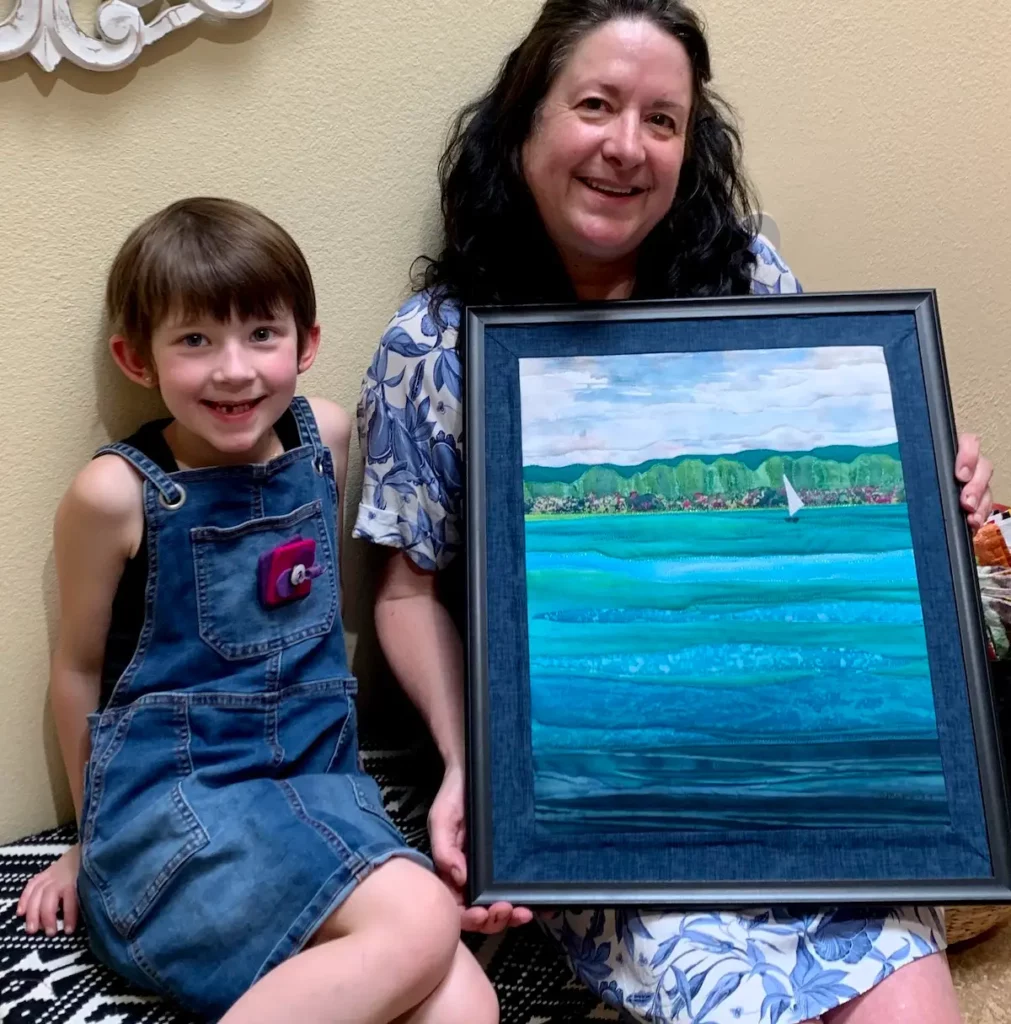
left=601, top=113, right=645, bottom=168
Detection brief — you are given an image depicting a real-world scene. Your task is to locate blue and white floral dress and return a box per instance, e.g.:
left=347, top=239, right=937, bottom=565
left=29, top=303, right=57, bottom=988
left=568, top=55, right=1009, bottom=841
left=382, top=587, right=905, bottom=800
left=353, top=238, right=946, bottom=1024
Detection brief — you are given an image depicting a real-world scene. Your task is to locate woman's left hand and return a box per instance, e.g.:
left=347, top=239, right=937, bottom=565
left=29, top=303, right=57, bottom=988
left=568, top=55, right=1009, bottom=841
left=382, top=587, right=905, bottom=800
left=955, top=433, right=993, bottom=533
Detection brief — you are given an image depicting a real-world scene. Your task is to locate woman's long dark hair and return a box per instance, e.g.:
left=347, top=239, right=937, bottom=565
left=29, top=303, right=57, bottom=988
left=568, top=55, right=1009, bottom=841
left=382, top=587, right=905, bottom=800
left=417, top=0, right=758, bottom=319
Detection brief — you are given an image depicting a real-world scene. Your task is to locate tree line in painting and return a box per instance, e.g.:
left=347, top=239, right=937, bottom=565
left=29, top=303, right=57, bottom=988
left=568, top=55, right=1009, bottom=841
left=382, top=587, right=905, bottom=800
left=523, top=444, right=905, bottom=516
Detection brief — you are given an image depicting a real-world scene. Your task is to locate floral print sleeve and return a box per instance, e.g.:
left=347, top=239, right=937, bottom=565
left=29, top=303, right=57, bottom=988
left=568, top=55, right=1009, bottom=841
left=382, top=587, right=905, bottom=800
left=353, top=292, right=464, bottom=571
left=750, top=234, right=803, bottom=295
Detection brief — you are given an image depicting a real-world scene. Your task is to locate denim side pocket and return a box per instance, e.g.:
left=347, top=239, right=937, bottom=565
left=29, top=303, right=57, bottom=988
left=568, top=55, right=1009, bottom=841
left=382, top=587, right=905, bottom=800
left=191, top=500, right=337, bottom=661
left=82, top=781, right=209, bottom=939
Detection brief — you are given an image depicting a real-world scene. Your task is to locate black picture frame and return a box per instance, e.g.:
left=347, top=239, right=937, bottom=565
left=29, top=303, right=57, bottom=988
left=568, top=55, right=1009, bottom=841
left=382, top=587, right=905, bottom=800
left=465, top=290, right=1011, bottom=908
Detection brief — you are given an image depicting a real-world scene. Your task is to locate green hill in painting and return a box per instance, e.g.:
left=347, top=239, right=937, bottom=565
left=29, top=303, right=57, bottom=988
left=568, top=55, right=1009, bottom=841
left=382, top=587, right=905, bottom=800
left=523, top=444, right=905, bottom=513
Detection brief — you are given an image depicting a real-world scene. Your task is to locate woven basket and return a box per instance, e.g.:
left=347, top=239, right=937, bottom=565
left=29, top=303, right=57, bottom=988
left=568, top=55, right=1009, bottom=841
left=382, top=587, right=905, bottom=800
left=945, top=905, right=1011, bottom=946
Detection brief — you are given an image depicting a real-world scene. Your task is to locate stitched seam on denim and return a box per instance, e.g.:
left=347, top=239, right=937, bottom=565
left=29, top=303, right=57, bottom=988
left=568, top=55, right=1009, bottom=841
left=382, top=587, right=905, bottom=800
left=125, top=939, right=173, bottom=1000
left=325, top=690, right=354, bottom=774
left=192, top=500, right=337, bottom=659
left=103, top=784, right=207, bottom=938
left=81, top=706, right=136, bottom=847
left=267, top=650, right=281, bottom=694
left=252, top=480, right=264, bottom=520
left=266, top=702, right=283, bottom=767
left=179, top=701, right=194, bottom=777
left=252, top=864, right=356, bottom=983
left=291, top=396, right=324, bottom=461
left=350, top=776, right=396, bottom=826
left=80, top=707, right=137, bottom=917
left=266, top=655, right=283, bottom=766
left=117, top=784, right=209, bottom=936
left=321, top=448, right=343, bottom=590
left=278, top=779, right=363, bottom=869
left=104, top=483, right=160, bottom=710
left=159, top=446, right=312, bottom=485
left=191, top=498, right=323, bottom=541
left=112, top=679, right=352, bottom=709
left=96, top=443, right=182, bottom=504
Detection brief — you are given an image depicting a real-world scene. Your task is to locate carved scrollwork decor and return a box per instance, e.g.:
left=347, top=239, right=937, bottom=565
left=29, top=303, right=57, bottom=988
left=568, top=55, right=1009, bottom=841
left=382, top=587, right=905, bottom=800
left=0, top=0, right=272, bottom=72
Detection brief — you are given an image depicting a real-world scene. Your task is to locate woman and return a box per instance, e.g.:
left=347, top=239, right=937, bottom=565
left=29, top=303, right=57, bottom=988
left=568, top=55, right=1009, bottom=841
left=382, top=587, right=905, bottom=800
left=354, top=2, right=993, bottom=1021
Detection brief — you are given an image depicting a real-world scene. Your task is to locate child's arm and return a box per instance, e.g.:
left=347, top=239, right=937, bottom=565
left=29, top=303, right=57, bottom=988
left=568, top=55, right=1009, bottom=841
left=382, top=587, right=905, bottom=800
left=18, top=455, right=142, bottom=936
left=309, top=398, right=352, bottom=608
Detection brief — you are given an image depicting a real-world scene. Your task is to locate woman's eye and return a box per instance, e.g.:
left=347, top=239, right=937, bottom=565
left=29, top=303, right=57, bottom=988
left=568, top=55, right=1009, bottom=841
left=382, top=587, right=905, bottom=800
left=580, top=96, right=608, bottom=112
left=251, top=327, right=275, bottom=342
left=649, top=113, right=678, bottom=133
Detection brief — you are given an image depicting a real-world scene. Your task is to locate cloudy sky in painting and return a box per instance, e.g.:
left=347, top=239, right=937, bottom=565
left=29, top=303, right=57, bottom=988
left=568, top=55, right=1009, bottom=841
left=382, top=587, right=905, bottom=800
left=518, top=346, right=898, bottom=467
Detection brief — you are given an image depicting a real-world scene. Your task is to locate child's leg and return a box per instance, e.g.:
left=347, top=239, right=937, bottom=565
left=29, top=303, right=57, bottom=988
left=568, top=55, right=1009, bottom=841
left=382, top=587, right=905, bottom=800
left=219, top=857, right=464, bottom=1024
left=393, top=940, right=498, bottom=1024
left=822, top=953, right=962, bottom=1023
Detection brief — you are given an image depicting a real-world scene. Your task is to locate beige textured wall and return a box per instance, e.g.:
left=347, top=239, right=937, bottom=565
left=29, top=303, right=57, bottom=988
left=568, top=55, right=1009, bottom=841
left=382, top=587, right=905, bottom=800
left=1, top=0, right=1008, bottom=842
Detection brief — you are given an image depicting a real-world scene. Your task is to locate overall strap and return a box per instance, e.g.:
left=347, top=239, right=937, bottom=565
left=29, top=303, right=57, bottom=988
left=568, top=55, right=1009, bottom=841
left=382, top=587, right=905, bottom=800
left=95, top=442, right=186, bottom=509
left=289, top=396, right=326, bottom=464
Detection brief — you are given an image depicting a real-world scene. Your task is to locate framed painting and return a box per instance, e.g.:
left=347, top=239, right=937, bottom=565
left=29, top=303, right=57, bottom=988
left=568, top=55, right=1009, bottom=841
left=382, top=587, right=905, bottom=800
left=464, top=290, right=1011, bottom=908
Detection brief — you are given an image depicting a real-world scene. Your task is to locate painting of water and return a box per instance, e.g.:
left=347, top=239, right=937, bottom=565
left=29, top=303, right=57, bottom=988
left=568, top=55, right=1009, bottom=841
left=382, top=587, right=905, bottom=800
left=519, top=346, right=947, bottom=832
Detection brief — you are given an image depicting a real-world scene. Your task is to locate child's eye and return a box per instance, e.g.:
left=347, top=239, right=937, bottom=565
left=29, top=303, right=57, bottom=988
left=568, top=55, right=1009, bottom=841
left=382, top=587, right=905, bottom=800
left=180, top=334, right=207, bottom=348
left=251, top=327, right=275, bottom=343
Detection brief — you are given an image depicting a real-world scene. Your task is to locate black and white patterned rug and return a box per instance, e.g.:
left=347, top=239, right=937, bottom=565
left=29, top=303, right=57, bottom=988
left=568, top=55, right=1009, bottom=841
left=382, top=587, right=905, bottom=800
left=0, top=743, right=611, bottom=1023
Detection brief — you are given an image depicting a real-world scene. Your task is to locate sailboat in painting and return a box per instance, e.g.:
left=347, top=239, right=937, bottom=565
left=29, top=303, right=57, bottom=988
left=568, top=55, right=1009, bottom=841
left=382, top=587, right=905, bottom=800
left=783, top=473, right=805, bottom=522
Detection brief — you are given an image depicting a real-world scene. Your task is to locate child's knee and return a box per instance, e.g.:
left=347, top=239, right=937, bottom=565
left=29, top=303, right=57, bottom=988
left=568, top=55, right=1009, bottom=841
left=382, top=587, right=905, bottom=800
left=466, top=965, right=499, bottom=1024
left=384, top=866, right=460, bottom=993
left=361, top=858, right=459, bottom=964
left=437, top=944, right=498, bottom=1024
left=400, top=864, right=460, bottom=950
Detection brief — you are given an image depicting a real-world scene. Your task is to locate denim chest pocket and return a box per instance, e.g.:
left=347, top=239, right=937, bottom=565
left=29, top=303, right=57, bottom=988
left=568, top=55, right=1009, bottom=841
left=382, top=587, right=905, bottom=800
left=192, top=499, right=338, bottom=660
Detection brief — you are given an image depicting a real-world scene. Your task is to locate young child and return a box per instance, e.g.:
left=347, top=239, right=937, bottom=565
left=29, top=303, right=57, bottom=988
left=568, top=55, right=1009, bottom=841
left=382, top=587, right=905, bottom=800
left=16, top=198, right=498, bottom=1024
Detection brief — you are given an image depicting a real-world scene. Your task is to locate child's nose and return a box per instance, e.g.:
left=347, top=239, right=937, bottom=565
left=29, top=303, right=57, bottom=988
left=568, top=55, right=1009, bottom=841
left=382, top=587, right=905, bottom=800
left=215, top=346, right=256, bottom=383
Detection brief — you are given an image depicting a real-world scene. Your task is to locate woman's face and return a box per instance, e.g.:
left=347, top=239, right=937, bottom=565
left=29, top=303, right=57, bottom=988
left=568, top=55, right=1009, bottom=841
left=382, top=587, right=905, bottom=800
left=522, top=18, right=692, bottom=281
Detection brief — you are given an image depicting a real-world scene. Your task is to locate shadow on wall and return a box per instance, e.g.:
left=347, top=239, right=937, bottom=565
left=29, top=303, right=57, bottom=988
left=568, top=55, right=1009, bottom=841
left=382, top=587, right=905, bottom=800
left=0, top=5, right=274, bottom=96
left=92, top=318, right=170, bottom=444
left=39, top=549, right=73, bottom=825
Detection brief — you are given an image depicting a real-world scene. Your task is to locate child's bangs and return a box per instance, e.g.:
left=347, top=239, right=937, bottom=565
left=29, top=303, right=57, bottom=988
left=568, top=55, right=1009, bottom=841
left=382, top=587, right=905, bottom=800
left=148, top=241, right=296, bottom=332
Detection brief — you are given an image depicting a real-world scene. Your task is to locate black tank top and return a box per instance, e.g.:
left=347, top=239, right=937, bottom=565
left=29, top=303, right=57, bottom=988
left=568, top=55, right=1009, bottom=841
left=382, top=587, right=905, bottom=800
left=98, top=411, right=301, bottom=707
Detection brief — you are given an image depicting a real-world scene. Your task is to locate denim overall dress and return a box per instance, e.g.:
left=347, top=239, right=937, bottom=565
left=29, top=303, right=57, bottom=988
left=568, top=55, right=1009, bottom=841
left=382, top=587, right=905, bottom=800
left=77, top=398, right=429, bottom=1019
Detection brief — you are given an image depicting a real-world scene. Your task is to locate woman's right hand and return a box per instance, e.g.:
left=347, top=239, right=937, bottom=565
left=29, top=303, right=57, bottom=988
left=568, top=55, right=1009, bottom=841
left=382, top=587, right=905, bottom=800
left=428, top=766, right=533, bottom=933
left=17, top=844, right=82, bottom=936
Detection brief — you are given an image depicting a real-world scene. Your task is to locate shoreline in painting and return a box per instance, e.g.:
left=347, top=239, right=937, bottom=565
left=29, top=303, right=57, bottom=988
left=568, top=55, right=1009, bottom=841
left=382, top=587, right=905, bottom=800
left=523, top=445, right=905, bottom=516
left=526, top=500, right=905, bottom=521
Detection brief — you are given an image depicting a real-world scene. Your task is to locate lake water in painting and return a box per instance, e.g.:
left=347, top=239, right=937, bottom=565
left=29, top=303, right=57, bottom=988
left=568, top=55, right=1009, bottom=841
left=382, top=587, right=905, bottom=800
left=526, top=504, right=947, bottom=832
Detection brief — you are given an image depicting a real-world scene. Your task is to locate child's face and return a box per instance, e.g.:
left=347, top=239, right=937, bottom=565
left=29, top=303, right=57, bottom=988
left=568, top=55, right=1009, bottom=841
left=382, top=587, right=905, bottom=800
left=146, top=308, right=315, bottom=457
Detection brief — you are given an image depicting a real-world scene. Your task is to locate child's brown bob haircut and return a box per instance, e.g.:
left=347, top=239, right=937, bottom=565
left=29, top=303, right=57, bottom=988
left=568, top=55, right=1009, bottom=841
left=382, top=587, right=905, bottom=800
left=106, top=197, right=316, bottom=363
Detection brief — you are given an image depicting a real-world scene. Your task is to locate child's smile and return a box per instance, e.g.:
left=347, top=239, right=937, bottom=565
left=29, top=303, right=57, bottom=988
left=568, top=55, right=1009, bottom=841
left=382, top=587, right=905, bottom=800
left=200, top=396, right=268, bottom=421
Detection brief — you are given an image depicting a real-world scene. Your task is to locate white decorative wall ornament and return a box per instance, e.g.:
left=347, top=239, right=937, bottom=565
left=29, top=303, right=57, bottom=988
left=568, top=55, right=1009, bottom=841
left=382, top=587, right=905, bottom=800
left=0, top=0, right=272, bottom=73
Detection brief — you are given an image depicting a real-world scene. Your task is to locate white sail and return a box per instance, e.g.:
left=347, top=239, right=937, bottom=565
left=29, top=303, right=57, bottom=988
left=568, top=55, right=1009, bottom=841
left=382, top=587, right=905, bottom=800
left=783, top=474, right=805, bottom=517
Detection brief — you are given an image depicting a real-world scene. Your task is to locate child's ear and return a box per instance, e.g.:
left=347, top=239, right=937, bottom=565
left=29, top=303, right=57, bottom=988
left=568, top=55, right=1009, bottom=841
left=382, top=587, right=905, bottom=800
left=109, top=335, right=157, bottom=388
left=297, top=324, right=322, bottom=375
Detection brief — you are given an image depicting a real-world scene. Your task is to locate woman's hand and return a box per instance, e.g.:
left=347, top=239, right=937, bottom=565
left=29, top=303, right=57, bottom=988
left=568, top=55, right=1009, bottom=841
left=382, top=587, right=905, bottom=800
left=955, top=433, right=994, bottom=532
left=428, top=765, right=533, bottom=933
left=17, top=844, right=81, bottom=936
